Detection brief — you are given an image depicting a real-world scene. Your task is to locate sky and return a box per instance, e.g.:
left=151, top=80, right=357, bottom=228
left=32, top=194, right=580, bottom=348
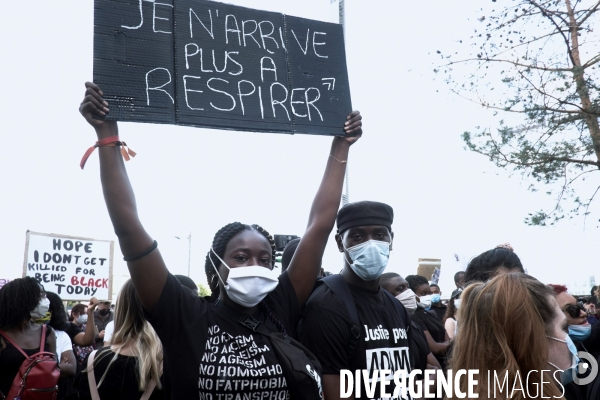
left=1, top=0, right=598, bottom=299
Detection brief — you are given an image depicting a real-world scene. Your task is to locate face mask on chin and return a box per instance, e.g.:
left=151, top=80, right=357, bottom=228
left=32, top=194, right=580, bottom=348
left=342, top=239, right=391, bottom=281
left=30, top=297, right=50, bottom=320
left=210, top=248, right=279, bottom=308
left=547, top=334, right=580, bottom=385
left=568, top=324, right=592, bottom=342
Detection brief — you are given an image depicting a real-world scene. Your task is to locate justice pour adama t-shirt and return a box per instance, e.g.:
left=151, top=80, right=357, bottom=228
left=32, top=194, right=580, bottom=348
left=299, top=281, right=413, bottom=400
left=145, top=272, right=302, bottom=400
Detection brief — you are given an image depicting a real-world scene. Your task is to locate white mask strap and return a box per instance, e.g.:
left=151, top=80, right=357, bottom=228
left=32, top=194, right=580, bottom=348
left=209, top=248, right=228, bottom=287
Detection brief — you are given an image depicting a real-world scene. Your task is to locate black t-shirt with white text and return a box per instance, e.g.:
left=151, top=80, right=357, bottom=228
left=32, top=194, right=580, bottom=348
left=300, top=281, right=412, bottom=400
left=145, top=272, right=302, bottom=400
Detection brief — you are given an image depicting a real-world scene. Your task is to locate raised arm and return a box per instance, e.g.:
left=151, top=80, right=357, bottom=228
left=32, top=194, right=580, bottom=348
left=73, top=298, right=98, bottom=347
left=79, top=82, right=168, bottom=312
left=287, top=111, right=362, bottom=306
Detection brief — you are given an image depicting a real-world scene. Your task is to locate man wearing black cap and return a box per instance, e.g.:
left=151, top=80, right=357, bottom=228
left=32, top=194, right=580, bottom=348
left=300, top=201, right=412, bottom=400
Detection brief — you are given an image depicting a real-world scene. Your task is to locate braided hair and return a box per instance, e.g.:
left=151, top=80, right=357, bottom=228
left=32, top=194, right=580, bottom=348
left=0, top=277, right=42, bottom=330
left=204, top=222, right=287, bottom=333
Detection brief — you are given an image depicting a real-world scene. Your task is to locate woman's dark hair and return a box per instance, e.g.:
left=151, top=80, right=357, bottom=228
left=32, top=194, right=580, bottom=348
left=405, top=275, right=429, bottom=293
left=0, top=277, right=42, bottom=329
left=442, top=296, right=458, bottom=324
left=203, top=222, right=285, bottom=333
left=464, top=247, right=524, bottom=284
left=47, top=291, right=70, bottom=332
left=70, top=303, right=87, bottom=321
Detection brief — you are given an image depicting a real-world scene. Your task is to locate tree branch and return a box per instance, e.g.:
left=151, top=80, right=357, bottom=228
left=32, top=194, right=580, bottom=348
left=577, top=0, right=600, bottom=25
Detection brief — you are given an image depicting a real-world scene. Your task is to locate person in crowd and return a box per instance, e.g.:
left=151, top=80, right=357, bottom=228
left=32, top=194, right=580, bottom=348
left=46, top=292, right=78, bottom=400
left=549, top=284, right=600, bottom=359
left=46, top=292, right=77, bottom=378
left=405, top=274, right=451, bottom=370
left=0, top=277, right=57, bottom=397
left=300, top=201, right=413, bottom=400
left=590, top=285, right=598, bottom=305
left=78, top=279, right=164, bottom=400
left=93, top=301, right=113, bottom=349
left=450, top=271, right=465, bottom=299
left=583, top=297, right=599, bottom=325
left=70, top=301, right=98, bottom=365
left=280, top=237, right=301, bottom=273
left=449, top=273, right=576, bottom=400
left=381, top=273, right=442, bottom=370
left=429, top=284, right=446, bottom=321
left=280, top=237, right=325, bottom=278
left=464, top=244, right=524, bottom=284
left=103, top=321, right=114, bottom=347
left=80, top=81, right=362, bottom=399
left=174, top=275, right=199, bottom=296
left=442, top=293, right=460, bottom=340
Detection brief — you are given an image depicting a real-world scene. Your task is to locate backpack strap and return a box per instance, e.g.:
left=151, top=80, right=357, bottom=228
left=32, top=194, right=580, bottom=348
left=87, top=350, right=100, bottom=400
left=87, top=349, right=157, bottom=400
left=0, top=324, right=47, bottom=359
left=320, top=275, right=361, bottom=339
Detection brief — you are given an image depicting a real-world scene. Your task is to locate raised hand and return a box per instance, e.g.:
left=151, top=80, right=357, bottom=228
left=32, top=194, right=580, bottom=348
left=79, top=82, right=116, bottom=137
left=341, top=110, right=362, bottom=145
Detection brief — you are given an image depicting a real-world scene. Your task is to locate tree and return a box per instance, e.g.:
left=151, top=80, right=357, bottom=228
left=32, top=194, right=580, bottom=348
left=197, top=283, right=212, bottom=297
left=437, top=0, right=600, bottom=225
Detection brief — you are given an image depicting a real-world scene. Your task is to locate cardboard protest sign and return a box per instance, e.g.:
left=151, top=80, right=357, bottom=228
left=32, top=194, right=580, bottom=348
left=23, top=231, right=114, bottom=301
left=94, top=0, right=351, bottom=135
left=416, top=258, right=441, bottom=281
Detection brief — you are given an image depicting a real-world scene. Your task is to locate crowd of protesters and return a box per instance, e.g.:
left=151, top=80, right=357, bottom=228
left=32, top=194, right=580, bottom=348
left=1, top=82, right=600, bottom=400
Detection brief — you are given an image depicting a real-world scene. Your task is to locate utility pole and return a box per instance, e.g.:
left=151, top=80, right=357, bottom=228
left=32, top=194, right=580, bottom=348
left=339, top=0, right=350, bottom=206
left=187, top=232, right=192, bottom=277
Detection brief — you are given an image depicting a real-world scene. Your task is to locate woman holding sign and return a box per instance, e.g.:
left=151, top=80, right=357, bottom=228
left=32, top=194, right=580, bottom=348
left=79, top=81, right=362, bottom=400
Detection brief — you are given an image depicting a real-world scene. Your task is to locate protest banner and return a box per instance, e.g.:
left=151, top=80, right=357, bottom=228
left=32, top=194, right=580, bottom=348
left=416, top=258, right=441, bottom=281
left=23, top=231, right=114, bottom=301
left=94, top=0, right=352, bottom=135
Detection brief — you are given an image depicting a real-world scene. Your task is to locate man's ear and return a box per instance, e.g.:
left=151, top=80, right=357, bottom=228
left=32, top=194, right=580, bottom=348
left=335, top=232, right=344, bottom=252
left=389, top=231, right=394, bottom=251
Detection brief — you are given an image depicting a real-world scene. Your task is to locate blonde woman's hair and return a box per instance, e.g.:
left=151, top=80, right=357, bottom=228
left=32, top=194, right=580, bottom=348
left=448, top=272, right=564, bottom=400
left=89, top=279, right=163, bottom=391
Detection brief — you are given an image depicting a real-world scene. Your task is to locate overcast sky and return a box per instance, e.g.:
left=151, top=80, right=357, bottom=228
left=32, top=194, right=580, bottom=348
left=1, top=0, right=598, bottom=298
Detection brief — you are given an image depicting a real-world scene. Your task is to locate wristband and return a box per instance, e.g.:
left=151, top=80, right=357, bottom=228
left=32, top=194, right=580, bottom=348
left=123, top=240, right=158, bottom=262
left=80, top=135, right=137, bottom=169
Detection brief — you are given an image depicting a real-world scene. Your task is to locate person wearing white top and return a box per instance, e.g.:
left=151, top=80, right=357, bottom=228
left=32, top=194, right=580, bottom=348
left=103, top=321, right=115, bottom=347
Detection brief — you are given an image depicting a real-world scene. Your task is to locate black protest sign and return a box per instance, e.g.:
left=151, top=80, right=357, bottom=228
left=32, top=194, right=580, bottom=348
left=94, top=0, right=352, bottom=136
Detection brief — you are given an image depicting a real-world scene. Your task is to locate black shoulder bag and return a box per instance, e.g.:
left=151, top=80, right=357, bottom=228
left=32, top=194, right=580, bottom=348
left=214, top=300, right=323, bottom=400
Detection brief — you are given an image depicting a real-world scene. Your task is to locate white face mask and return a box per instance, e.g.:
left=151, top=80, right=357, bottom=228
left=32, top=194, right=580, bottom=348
left=454, top=299, right=462, bottom=309
left=30, top=297, right=50, bottom=320
left=396, top=289, right=417, bottom=314
left=418, top=295, right=432, bottom=310
left=210, top=248, right=279, bottom=308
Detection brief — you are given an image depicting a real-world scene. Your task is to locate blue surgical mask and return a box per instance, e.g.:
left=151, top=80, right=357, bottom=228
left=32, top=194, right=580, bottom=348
left=568, top=324, right=592, bottom=342
left=343, top=240, right=390, bottom=281
left=547, top=335, right=580, bottom=385
left=77, top=314, right=88, bottom=324
left=431, top=294, right=441, bottom=304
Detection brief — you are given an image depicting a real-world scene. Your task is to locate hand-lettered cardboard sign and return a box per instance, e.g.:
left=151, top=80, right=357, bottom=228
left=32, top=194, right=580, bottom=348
left=23, top=231, right=114, bottom=301
left=94, top=0, right=352, bottom=136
